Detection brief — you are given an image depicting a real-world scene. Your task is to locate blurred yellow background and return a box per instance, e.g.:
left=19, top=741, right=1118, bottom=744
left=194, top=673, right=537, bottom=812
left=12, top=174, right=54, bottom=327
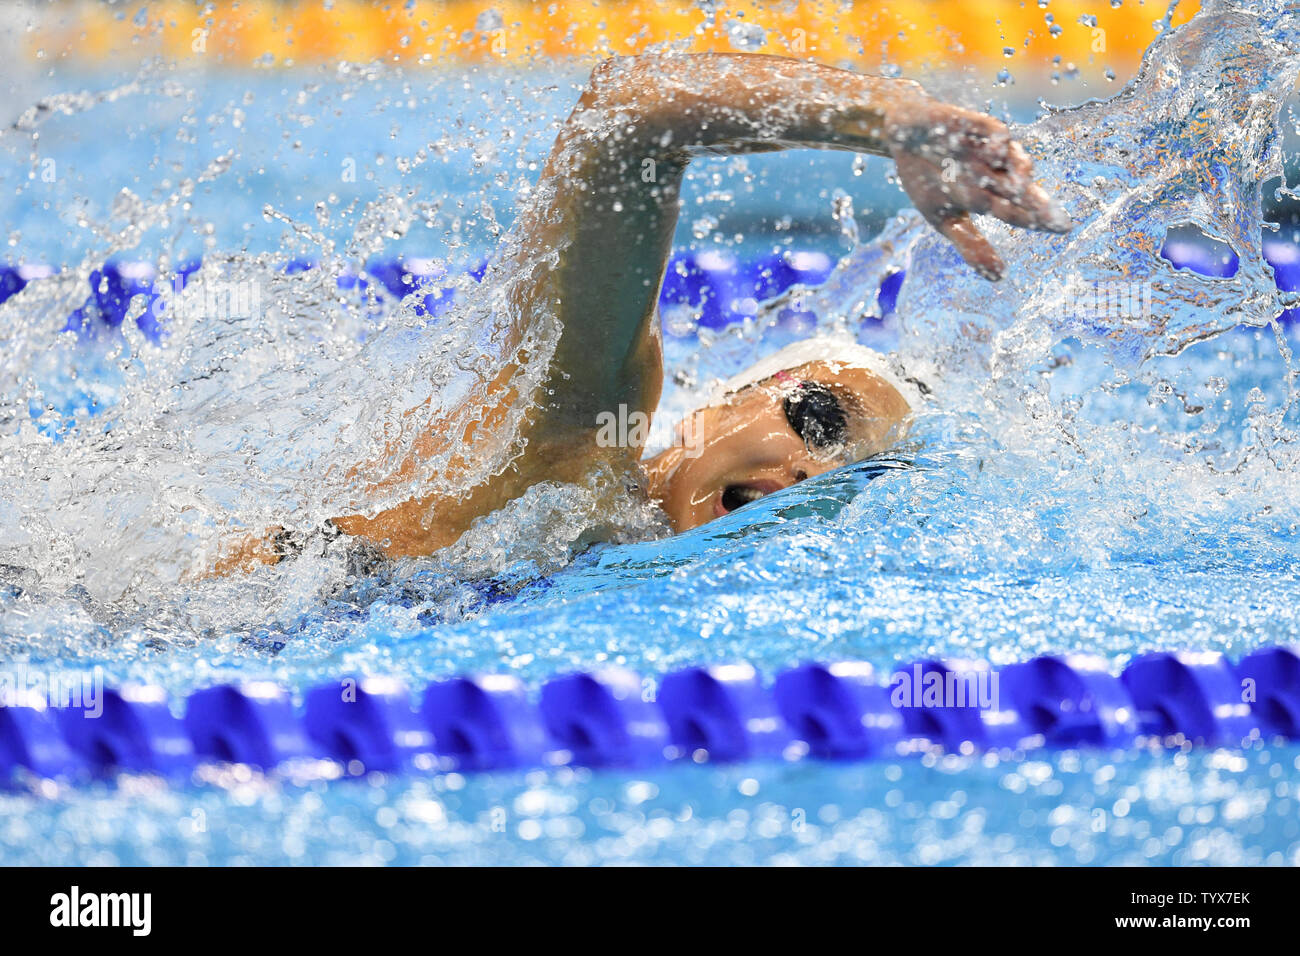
left=28, top=0, right=1198, bottom=82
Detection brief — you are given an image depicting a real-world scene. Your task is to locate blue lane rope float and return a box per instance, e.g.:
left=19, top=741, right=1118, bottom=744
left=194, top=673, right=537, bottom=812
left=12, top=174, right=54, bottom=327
left=1239, top=646, right=1300, bottom=737
left=1, top=646, right=1298, bottom=785
left=183, top=682, right=312, bottom=770
left=5, top=231, right=1296, bottom=343
left=54, top=685, right=194, bottom=778
left=423, top=674, right=548, bottom=771
left=773, top=662, right=904, bottom=759
left=539, top=669, right=670, bottom=768
left=659, top=663, right=792, bottom=763
left=1000, top=654, right=1136, bottom=747
left=304, top=676, right=434, bottom=774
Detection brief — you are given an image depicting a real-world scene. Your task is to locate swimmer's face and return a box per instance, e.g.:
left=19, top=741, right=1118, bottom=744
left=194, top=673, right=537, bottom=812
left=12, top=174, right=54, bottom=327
left=643, top=361, right=911, bottom=532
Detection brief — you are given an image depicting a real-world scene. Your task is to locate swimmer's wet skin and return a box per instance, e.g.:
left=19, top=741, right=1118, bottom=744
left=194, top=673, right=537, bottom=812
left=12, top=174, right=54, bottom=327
left=215, top=53, right=1070, bottom=574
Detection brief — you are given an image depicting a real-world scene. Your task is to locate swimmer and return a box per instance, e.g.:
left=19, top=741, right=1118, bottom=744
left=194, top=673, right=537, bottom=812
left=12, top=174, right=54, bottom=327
left=217, top=53, right=1069, bottom=572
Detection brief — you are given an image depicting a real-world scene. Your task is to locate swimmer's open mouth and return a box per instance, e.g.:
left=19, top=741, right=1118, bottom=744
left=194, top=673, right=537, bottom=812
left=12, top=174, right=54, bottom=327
left=716, top=478, right=785, bottom=516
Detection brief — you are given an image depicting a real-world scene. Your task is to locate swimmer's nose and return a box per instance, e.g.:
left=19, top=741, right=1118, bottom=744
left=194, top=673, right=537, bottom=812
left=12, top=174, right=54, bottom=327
left=789, top=453, right=833, bottom=484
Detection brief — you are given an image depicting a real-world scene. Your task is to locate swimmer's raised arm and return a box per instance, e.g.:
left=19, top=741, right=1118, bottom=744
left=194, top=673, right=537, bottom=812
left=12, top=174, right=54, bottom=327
left=220, top=54, right=1069, bottom=570
left=509, top=53, right=1070, bottom=452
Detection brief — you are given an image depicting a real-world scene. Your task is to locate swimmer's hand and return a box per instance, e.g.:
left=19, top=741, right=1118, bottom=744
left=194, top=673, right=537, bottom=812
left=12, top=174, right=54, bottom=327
left=883, top=92, right=1071, bottom=280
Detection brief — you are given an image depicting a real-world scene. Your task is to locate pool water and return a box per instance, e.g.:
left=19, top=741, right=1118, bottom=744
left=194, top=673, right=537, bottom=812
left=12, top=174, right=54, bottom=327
left=2, top=0, right=1300, bottom=865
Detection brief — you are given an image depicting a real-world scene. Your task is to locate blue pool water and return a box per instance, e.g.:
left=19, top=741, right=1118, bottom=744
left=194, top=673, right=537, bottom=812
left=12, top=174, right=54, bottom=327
left=2, top=0, right=1300, bottom=864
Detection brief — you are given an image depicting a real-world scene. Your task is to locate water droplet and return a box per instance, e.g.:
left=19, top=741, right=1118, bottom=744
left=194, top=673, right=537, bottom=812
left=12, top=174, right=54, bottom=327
left=831, top=189, right=858, bottom=244
left=691, top=215, right=718, bottom=240
left=725, top=19, right=766, bottom=52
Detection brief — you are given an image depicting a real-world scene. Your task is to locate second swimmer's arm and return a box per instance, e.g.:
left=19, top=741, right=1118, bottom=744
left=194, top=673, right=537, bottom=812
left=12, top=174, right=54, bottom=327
left=506, top=53, right=1069, bottom=461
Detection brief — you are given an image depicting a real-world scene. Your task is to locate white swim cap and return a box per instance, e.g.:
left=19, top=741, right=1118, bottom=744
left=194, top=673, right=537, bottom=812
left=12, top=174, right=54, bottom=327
left=706, top=334, right=925, bottom=409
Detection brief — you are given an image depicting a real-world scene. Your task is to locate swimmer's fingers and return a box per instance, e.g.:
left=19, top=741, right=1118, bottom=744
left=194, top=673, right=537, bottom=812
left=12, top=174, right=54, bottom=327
left=957, top=152, right=1072, bottom=233
left=927, top=110, right=1017, bottom=172
left=894, top=150, right=1005, bottom=280
left=936, top=214, right=1006, bottom=281
left=918, top=139, right=1069, bottom=232
left=960, top=172, right=1071, bottom=234
left=893, top=101, right=1071, bottom=233
left=900, top=147, right=1070, bottom=237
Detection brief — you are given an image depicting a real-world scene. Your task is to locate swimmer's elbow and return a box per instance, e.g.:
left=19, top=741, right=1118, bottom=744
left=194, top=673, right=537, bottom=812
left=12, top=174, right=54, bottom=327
left=576, top=55, right=684, bottom=138
left=586, top=55, right=624, bottom=88
left=578, top=56, right=653, bottom=118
